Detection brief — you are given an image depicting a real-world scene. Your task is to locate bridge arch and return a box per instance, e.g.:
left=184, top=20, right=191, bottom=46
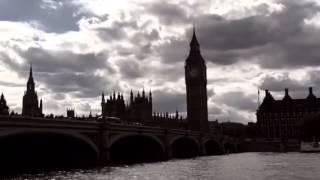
left=203, top=139, right=223, bottom=155
left=109, top=134, right=165, bottom=164
left=224, top=142, right=237, bottom=154
left=0, top=129, right=99, bottom=171
left=170, top=136, right=200, bottom=158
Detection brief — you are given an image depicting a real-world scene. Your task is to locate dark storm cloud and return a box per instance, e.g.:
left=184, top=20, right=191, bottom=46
left=309, top=71, right=320, bottom=85
left=145, top=2, right=190, bottom=25
left=129, top=30, right=159, bottom=60
left=17, top=47, right=111, bottom=73
left=171, top=0, right=320, bottom=69
left=207, top=77, right=243, bottom=85
left=117, top=59, right=145, bottom=79
left=44, top=100, right=60, bottom=111
left=209, top=106, right=253, bottom=123
left=37, top=72, right=118, bottom=98
left=96, top=20, right=139, bottom=42
left=207, top=88, right=216, bottom=98
left=0, top=81, right=24, bottom=87
left=215, top=91, right=257, bottom=112
left=96, top=27, right=127, bottom=42
left=154, top=63, right=185, bottom=82
left=257, top=71, right=320, bottom=99
left=130, top=29, right=159, bottom=44
left=78, top=102, right=92, bottom=112
left=157, top=38, right=189, bottom=64
left=96, top=21, right=158, bottom=60
left=305, top=71, right=320, bottom=94
left=52, top=93, right=66, bottom=101
left=0, top=47, right=117, bottom=98
left=208, top=104, right=222, bottom=115
left=0, top=47, right=110, bottom=74
left=259, top=74, right=305, bottom=91
left=152, top=89, right=186, bottom=113
left=0, top=0, right=84, bottom=33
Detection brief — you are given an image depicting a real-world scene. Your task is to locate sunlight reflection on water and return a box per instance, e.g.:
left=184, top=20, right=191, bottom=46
left=18, top=153, right=320, bottom=180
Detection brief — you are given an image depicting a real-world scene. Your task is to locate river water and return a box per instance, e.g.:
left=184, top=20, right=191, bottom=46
left=15, top=153, right=320, bottom=180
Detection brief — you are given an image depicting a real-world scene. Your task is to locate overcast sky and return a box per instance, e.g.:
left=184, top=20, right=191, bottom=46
left=1, top=0, right=320, bottom=123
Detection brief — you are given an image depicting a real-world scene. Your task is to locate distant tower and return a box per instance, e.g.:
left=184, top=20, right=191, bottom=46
left=0, top=93, right=9, bottom=115
left=22, top=65, right=43, bottom=117
left=185, top=26, right=209, bottom=132
left=101, top=92, right=105, bottom=116
left=67, top=108, right=75, bottom=118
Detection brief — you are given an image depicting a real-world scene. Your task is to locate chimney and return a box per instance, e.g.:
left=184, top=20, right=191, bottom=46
left=285, top=88, right=289, bottom=96
left=307, top=86, right=316, bottom=99
left=283, top=88, right=292, bottom=100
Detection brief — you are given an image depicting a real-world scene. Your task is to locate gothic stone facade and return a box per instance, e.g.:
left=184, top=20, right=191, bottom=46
left=0, top=27, right=210, bottom=133
left=101, top=90, right=152, bottom=123
left=101, top=28, right=209, bottom=131
left=185, top=28, right=209, bottom=132
left=257, top=87, right=320, bottom=139
left=101, top=90, right=185, bottom=129
left=0, top=93, right=9, bottom=115
left=22, top=66, right=43, bottom=117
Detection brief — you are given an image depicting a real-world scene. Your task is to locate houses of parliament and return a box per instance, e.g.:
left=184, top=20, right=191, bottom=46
left=257, top=87, right=320, bottom=140
left=0, top=28, right=210, bottom=132
left=0, top=65, right=43, bottom=117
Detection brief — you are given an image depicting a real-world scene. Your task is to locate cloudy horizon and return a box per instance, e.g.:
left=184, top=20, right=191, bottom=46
left=1, top=0, right=320, bottom=124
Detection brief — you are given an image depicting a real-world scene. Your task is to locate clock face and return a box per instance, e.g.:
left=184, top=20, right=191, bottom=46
left=189, top=68, right=198, bottom=77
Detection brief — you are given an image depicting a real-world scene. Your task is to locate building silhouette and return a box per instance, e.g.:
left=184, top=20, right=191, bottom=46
left=185, top=27, right=209, bottom=132
left=0, top=93, right=9, bottom=115
left=128, top=90, right=152, bottom=123
left=0, top=28, right=209, bottom=133
left=101, top=91, right=127, bottom=119
left=22, top=65, right=43, bottom=117
left=257, top=87, right=320, bottom=139
left=100, top=28, right=209, bottom=131
left=101, top=90, right=184, bottom=128
left=67, top=108, right=75, bottom=118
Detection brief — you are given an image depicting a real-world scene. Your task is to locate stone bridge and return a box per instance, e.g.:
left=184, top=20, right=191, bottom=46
left=0, top=115, right=240, bottom=169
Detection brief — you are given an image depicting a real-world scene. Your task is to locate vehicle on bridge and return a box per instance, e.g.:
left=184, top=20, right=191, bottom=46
left=97, top=116, right=122, bottom=123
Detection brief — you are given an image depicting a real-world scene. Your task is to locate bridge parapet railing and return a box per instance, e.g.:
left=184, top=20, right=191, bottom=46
left=168, top=129, right=201, bottom=136
left=0, top=115, right=99, bottom=130
left=103, top=122, right=203, bottom=136
left=106, top=122, right=164, bottom=134
left=0, top=115, right=210, bottom=138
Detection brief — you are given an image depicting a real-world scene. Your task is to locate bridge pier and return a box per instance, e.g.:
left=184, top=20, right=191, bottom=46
left=164, top=130, right=172, bottom=160
left=97, top=123, right=110, bottom=165
left=199, top=135, right=206, bottom=156
left=0, top=116, right=240, bottom=168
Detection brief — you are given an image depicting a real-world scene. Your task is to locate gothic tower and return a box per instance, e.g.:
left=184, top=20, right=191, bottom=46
left=185, top=27, right=209, bottom=132
left=0, top=93, right=9, bottom=115
left=22, top=65, right=43, bottom=117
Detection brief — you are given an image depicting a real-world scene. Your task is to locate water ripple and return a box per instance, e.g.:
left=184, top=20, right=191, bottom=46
left=15, top=153, right=320, bottom=180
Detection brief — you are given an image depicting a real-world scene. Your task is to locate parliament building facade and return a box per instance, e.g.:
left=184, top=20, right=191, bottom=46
left=257, top=87, right=320, bottom=139
left=101, top=28, right=210, bottom=131
left=0, top=27, right=210, bottom=132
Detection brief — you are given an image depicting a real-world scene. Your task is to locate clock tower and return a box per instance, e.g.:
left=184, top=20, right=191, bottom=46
left=185, top=27, right=209, bottom=132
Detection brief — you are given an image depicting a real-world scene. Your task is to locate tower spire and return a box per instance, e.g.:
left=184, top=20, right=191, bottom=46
left=101, top=91, right=105, bottom=103
left=130, top=89, right=133, bottom=104
left=190, top=25, right=200, bottom=48
left=23, top=65, right=42, bottom=117
left=307, top=87, right=316, bottom=99
left=40, top=98, right=43, bottom=115
left=27, top=64, right=35, bottom=91
left=30, top=63, right=33, bottom=78
left=185, top=24, right=209, bottom=132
